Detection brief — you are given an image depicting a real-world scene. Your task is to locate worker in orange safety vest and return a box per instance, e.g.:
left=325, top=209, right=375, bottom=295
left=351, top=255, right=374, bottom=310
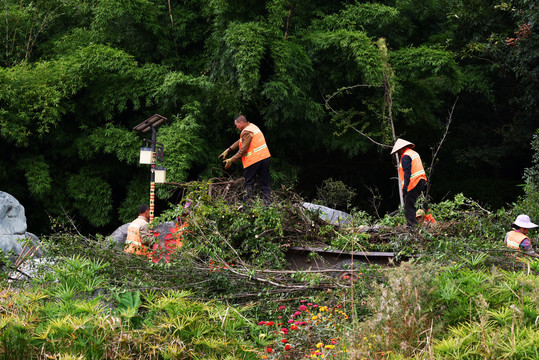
left=219, top=115, right=271, bottom=203
left=505, top=214, right=537, bottom=257
left=416, top=209, right=436, bottom=225
left=125, top=204, right=151, bottom=256
left=391, top=138, right=428, bottom=228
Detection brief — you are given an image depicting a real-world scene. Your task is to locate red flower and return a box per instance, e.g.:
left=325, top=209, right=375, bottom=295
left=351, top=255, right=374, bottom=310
left=279, top=305, right=286, bottom=310
left=258, top=321, right=266, bottom=325
left=285, top=344, right=291, bottom=351
left=280, top=327, right=289, bottom=334
left=290, top=324, right=298, bottom=330
left=266, top=347, right=273, bottom=353
left=281, top=339, right=287, bottom=343
left=299, top=305, right=307, bottom=311
left=266, top=321, right=274, bottom=326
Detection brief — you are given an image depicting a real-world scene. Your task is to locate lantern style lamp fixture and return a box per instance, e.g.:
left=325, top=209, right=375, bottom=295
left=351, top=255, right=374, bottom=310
left=139, top=147, right=152, bottom=164
left=154, top=167, right=166, bottom=184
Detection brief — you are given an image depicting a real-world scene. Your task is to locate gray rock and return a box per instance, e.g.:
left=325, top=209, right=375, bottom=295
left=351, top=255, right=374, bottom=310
left=109, top=223, right=130, bottom=247
left=0, top=191, right=41, bottom=257
left=109, top=221, right=177, bottom=247
left=302, top=202, right=351, bottom=226
left=9, top=257, right=55, bottom=281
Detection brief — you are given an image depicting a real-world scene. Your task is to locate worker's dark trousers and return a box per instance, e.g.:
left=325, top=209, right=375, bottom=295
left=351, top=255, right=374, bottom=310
left=404, top=179, right=426, bottom=227
left=243, top=158, right=271, bottom=204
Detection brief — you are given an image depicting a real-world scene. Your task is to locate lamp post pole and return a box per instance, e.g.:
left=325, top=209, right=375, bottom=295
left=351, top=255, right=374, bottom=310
left=150, top=125, right=157, bottom=223
left=133, top=114, right=167, bottom=225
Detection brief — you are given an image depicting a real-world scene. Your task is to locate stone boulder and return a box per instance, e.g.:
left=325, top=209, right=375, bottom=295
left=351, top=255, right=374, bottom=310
left=302, top=202, right=351, bottom=226
left=0, top=191, right=41, bottom=257
left=109, top=221, right=177, bottom=247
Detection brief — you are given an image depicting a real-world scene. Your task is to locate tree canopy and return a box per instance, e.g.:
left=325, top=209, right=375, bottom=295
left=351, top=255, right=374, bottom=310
left=0, top=0, right=537, bottom=233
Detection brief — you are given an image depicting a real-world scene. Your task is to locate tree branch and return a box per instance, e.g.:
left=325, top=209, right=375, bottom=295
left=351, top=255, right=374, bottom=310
left=426, top=97, right=458, bottom=198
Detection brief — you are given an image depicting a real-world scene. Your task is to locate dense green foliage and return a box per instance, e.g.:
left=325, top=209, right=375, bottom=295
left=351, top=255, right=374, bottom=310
left=0, top=0, right=537, bottom=234
left=2, top=176, right=539, bottom=358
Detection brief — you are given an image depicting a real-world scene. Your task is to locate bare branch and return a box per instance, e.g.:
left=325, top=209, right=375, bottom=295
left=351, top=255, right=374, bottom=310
left=324, top=84, right=381, bottom=109
left=168, top=0, right=174, bottom=26
left=426, top=97, right=458, bottom=197
left=350, top=126, right=392, bottom=148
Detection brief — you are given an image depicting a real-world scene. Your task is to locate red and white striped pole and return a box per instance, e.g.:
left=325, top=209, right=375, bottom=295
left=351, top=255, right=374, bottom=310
left=149, top=125, right=157, bottom=226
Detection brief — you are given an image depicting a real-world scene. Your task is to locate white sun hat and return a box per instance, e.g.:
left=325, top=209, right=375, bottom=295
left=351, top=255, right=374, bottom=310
left=512, top=214, right=538, bottom=229
left=391, top=138, right=415, bottom=155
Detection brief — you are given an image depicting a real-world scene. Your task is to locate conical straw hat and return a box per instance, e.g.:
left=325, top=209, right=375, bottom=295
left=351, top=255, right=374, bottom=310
left=391, top=138, right=414, bottom=154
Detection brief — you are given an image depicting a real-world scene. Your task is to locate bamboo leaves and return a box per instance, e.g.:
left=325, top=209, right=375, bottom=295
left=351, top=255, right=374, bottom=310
left=223, top=22, right=267, bottom=100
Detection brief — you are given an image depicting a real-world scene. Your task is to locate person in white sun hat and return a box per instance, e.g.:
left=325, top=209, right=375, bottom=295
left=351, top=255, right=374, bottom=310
left=391, top=138, right=427, bottom=228
left=505, top=214, right=538, bottom=257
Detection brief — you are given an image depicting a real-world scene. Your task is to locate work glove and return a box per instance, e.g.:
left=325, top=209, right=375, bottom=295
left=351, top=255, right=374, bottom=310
left=223, top=158, right=232, bottom=170
left=218, top=148, right=230, bottom=159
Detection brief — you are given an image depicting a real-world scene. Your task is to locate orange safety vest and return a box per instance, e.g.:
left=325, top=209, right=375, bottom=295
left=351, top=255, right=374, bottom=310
left=240, top=123, right=271, bottom=168
left=125, top=216, right=150, bottom=256
left=398, top=149, right=427, bottom=191
left=505, top=230, right=528, bottom=251
left=424, top=213, right=436, bottom=224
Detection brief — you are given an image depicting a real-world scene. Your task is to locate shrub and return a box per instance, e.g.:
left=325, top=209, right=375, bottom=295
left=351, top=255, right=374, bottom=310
left=514, top=129, right=539, bottom=222
left=314, top=178, right=357, bottom=211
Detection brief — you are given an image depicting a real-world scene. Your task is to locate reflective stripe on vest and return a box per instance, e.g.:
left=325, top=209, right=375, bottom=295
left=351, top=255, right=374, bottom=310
left=398, top=149, right=427, bottom=191
left=239, top=123, right=271, bottom=168
left=505, top=230, right=528, bottom=250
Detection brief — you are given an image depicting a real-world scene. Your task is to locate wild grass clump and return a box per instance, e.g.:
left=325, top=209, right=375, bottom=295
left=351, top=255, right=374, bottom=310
left=341, top=256, right=539, bottom=359
left=345, top=261, right=442, bottom=359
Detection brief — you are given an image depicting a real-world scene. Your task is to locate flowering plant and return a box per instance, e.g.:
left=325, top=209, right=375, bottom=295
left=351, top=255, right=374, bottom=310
left=259, top=301, right=349, bottom=359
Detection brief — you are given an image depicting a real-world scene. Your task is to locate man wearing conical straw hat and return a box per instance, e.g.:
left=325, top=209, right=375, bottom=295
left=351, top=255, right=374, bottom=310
left=391, top=138, right=427, bottom=227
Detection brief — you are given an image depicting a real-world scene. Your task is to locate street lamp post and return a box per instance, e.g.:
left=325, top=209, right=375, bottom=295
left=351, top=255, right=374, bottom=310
left=133, top=114, right=167, bottom=223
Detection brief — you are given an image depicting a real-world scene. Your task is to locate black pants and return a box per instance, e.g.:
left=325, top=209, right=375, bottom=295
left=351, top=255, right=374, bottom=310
left=404, top=179, right=426, bottom=227
left=243, top=158, right=271, bottom=203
